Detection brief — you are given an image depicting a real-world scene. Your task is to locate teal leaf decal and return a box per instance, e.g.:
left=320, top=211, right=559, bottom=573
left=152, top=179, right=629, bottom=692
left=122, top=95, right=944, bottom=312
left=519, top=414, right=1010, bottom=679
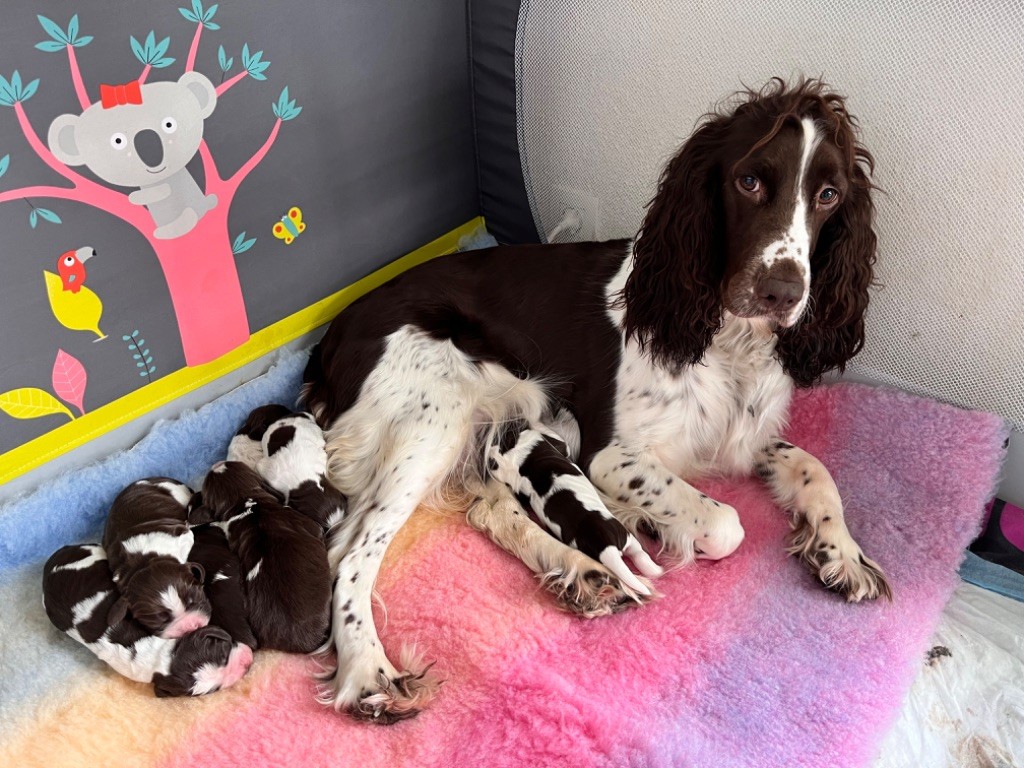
left=0, top=154, right=9, bottom=178
left=124, top=330, right=156, bottom=383
left=132, top=33, right=175, bottom=66
left=242, top=44, right=270, bottom=80
left=272, top=87, right=302, bottom=121
left=29, top=209, right=38, bottom=228
left=0, top=75, right=14, bottom=107
left=232, top=231, right=257, bottom=254
left=130, top=35, right=145, bottom=61
left=21, top=79, right=39, bottom=101
left=0, top=72, right=40, bottom=104
left=179, top=7, right=200, bottom=23
left=35, top=208, right=61, bottom=224
left=217, top=44, right=233, bottom=72
left=37, top=15, right=69, bottom=45
left=35, top=14, right=88, bottom=49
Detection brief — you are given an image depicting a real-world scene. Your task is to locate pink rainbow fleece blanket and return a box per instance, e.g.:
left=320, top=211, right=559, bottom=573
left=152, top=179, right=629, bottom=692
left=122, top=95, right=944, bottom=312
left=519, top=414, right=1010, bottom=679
left=0, top=383, right=1007, bottom=768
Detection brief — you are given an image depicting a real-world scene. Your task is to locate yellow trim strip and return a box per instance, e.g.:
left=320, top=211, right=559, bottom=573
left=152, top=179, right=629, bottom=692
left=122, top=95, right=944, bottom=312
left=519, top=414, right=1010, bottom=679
left=0, top=217, right=486, bottom=487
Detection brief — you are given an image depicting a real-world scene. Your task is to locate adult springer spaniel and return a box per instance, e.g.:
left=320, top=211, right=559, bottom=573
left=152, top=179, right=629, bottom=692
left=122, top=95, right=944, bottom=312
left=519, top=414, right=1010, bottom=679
left=302, top=78, right=891, bottom=723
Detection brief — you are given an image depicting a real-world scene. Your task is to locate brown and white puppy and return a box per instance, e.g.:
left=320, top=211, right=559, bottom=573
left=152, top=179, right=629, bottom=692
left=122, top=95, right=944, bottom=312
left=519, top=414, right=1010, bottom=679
left=226, top=403, right=293, bottom=470
left=103, top=478, right=210, bottom=639
left=192, top=461, right=331, bottom=653
left=188, top=525, right=257, bottom=650
left=42, top=544, right=253, bottom=697
left=227, top=405, right=347, bottom=531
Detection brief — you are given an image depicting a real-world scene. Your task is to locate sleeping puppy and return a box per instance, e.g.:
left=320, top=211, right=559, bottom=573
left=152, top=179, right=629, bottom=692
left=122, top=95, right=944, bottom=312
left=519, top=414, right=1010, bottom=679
left=227, top=404, right=292, bottom=474
left=227, top=404, right=347, bottom=531
left=192, top=461, right=331, bottom=653
left=103, top=478, right=211, bottom=639
left=187, top=525, right=258, bottom=650
left=42, top=544, right=253, bottom=697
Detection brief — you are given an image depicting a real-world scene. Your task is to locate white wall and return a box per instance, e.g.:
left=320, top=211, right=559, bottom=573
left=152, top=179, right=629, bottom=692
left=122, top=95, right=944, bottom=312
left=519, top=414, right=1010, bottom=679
left=517, top=0, right=1024, bottom=503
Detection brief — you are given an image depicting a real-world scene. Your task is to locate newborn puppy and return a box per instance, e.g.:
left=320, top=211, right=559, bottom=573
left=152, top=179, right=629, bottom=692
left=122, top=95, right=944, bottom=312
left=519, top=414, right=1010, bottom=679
left=228, top=404, right=347, bottom=530
left=188, top=525, right=257, bottom=650
left=103, top=478, right=211, bottom=639
left=193, top=461, right=331, bottom=653
left=42, top=544, right=253, bottom=697
left=226, top=403, right=292, bottom=472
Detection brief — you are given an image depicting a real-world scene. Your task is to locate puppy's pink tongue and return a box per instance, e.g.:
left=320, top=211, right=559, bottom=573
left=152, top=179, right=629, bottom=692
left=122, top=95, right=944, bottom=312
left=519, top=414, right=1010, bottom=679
left=165, top=611, right=210, bottom=638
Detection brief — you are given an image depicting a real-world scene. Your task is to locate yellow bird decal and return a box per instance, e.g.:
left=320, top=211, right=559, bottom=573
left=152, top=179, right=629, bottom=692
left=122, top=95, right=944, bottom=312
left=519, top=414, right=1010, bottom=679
left=43, top=270, right=106, bottom=340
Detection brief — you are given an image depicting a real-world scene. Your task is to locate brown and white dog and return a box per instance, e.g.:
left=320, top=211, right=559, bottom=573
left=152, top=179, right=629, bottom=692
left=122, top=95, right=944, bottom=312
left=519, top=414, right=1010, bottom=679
left=227, top=405, right=347, bottom=531
left=102, top=478, right=211, bottom=639
left=192, top=461, right=331, bottom=653
left=42, top=543, right=253, bottom=697
left=300, top=78, right=890, bottom=722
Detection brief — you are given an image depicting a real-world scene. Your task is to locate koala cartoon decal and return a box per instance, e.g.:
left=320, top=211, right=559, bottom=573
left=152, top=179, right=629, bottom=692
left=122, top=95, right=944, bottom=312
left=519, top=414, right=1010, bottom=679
left=48, top=74, right=218, bottom=240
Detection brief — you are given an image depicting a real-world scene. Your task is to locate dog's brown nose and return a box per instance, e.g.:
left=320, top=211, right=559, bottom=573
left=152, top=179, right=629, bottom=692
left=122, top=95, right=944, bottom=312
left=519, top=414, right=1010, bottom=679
left=756, top=275, right=803, bottom=311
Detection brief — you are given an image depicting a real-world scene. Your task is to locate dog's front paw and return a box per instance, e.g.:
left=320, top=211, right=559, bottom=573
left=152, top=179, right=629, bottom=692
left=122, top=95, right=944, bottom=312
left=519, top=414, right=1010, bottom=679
left=788, top=517, right=892, bottom=602
left=318, top=647, right=441, bottom=725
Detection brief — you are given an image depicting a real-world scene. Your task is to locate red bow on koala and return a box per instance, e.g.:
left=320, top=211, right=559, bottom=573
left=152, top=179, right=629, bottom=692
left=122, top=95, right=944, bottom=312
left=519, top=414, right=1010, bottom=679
left=99, top=81, right=143, bottom=109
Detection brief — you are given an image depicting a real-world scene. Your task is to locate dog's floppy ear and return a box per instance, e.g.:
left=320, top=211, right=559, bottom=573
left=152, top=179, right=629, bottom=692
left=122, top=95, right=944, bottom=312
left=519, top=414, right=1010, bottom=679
left=107, top=596, right=130, bottom=626
left=187, top=562, right=205, bottom=583
left=621, top=115, right=732, bottom=370
left=152, top=674, right=179, bottom=698
left=187, top=504, right=214, bottom=526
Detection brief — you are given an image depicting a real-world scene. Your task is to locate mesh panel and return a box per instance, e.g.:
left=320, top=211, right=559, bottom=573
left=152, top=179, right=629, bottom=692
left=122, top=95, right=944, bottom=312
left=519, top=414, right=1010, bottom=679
left=517, top=0, right=1024, bottom=427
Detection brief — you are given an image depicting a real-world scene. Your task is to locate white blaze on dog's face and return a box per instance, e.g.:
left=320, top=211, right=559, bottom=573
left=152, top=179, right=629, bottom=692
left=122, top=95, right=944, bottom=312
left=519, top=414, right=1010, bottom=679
left=153, top=627, right=254, bottom=698
left=720, top=116, right=850, bottom=327
left=159, top=584, right=210, bottom=639
left=120, top=559, right=211, bottom=639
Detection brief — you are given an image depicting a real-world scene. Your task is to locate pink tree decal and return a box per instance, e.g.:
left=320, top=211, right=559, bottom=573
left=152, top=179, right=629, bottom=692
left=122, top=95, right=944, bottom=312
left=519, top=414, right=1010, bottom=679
left=1, top=6, right=299, bottom=366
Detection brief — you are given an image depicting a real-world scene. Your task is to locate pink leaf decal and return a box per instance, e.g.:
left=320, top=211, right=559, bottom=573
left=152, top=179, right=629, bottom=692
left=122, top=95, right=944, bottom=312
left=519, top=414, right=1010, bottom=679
left=52, top=348, right=88, bottom=416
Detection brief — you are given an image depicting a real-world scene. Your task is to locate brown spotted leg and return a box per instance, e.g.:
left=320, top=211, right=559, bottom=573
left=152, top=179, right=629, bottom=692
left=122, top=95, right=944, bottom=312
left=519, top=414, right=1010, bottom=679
left=756, top=440, right=891, bottom=601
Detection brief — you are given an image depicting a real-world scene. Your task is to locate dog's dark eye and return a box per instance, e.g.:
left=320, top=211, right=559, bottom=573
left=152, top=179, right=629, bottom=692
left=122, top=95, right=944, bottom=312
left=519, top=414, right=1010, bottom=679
left=737, top=175, right=760, bottom=194
left=818, top=187, right=839, bottom=205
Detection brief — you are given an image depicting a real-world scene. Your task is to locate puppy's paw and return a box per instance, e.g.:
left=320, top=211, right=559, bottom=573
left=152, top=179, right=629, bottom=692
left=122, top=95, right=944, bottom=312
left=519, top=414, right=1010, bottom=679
left=541, top=562, right=654, bottom=618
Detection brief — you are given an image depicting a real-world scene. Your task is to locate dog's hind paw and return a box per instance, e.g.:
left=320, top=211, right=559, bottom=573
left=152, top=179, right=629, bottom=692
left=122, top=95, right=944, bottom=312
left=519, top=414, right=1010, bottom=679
left=319, top=646, right=442, bottom=725
left=353, top=664, right=441, bottom=725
